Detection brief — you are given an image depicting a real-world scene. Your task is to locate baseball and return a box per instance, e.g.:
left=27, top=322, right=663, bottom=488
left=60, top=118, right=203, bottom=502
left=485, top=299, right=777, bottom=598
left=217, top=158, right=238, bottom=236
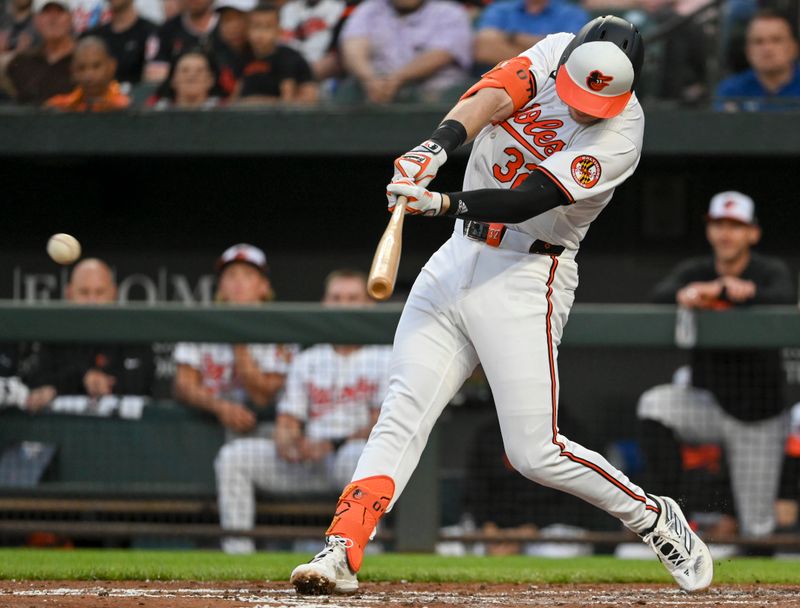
left=46, top=233, right=81, bottom=265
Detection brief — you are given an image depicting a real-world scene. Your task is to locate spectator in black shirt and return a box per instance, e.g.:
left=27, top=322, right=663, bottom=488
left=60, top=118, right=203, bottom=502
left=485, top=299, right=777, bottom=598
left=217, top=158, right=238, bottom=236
left=212, top=0, right=253, bottom=95
left=233, top=2, right=317, bottom=104
left=637, top=191, right=794, bottom=540
left=83, top=0, right=156, bottom=85
left=29, top=258, right=154, bottom=398
left=2, top=0, right=75, bottom=104
left=143, top=0, right=218, bottom=83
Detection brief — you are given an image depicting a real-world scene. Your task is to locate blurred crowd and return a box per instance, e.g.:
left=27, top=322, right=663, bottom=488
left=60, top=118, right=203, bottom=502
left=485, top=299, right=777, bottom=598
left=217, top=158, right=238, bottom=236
left=0, top=0, right=796, bottom=110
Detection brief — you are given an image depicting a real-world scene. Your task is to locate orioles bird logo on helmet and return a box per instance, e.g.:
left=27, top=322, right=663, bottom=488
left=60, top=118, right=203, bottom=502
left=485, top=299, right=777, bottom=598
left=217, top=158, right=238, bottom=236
left=586, top=70, right=614, bottom=92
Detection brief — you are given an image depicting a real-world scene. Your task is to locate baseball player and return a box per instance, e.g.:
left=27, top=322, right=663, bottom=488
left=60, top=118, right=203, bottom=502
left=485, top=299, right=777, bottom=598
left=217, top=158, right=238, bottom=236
left=291, top=15, right=713, bottom=595
left=215, top=269, right=391, bottom=554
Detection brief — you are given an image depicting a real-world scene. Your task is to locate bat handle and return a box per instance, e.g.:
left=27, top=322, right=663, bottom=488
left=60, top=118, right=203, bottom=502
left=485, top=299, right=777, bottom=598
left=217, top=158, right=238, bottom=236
left=367, top=196, right=408, bottom=301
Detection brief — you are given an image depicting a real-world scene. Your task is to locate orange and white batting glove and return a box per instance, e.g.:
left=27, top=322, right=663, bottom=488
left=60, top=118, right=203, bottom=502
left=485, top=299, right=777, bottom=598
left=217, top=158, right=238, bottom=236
left=386, top=178, right=445, bottom=216
left=392, top=140, right=447, bottom=187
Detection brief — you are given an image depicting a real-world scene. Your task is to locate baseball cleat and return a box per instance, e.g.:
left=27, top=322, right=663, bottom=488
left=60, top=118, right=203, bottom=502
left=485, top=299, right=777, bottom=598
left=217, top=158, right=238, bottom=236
left=642, top=495, right=713, bottom=592
left=290, top=536, right=358, bottom=595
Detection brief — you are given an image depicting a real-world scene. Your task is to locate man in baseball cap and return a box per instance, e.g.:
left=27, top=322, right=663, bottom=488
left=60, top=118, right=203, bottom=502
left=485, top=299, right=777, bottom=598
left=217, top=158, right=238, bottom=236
left=215, top=243, right=274, bottom=303
left=639, top=193, right=794, bottom=543
left=5, top=0, right=75, bottom=104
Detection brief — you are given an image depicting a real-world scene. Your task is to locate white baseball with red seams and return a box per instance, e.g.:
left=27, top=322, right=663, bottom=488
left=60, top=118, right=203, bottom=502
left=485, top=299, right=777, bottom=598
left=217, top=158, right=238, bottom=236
left=350, top=33, right=661, bottom=534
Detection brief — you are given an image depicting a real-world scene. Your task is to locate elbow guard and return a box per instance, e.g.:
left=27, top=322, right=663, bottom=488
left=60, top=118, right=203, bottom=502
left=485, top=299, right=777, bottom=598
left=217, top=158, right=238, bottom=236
left=460, top=55, right=536, bottom=111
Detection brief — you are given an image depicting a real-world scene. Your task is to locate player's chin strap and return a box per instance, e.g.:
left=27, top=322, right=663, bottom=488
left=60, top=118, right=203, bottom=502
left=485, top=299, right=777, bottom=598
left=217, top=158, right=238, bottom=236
left=326, top=475, right=395, bottom=572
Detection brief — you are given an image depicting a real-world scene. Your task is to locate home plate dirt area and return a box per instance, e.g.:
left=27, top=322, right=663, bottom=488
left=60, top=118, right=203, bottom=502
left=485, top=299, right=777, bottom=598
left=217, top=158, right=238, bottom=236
left=1, top=581, right=799, bottom=608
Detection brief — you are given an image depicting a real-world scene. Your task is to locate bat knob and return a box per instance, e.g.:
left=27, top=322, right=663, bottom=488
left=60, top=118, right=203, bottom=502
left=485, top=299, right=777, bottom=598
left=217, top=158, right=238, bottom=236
left=368, top=279, right=392, bottom=301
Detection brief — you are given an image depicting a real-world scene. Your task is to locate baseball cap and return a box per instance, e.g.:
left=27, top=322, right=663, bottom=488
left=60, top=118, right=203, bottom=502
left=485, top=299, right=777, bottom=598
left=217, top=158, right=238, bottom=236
left=216, top=243, right=270, bottom=276
left=707, top=191, right=756, bottom=225
left=215, top=0, right=256, bottom=11
left=555, top=16, right=644, bottom=119
left=33, top=0, right=71, bottom=12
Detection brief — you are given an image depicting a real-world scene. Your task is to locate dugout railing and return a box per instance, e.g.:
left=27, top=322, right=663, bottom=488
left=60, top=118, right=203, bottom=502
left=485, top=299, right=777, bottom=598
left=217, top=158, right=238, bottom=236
left=1, top=303, right=799, bottom=553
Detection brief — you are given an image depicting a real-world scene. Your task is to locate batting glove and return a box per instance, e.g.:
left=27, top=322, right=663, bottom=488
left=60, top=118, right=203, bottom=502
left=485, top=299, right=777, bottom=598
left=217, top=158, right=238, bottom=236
left=392, top=140, right=447, bottom=187
left=386, top=179, right=445, bottom=216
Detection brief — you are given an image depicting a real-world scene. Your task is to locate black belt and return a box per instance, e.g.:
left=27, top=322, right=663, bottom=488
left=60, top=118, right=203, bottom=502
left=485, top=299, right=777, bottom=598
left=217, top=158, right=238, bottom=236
left=462, top=221, right=566, bottom=256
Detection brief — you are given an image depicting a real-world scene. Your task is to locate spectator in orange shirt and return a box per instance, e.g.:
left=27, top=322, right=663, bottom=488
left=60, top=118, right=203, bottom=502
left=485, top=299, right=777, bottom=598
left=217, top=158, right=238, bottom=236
left=45, top=35, right=130, bottom=109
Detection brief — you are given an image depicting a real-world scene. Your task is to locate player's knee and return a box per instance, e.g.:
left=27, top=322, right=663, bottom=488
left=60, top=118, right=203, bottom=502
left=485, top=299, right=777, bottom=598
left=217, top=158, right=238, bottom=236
left=504, top=444, right=560, bottom=485
left=214, top=442, right=240, bottom=478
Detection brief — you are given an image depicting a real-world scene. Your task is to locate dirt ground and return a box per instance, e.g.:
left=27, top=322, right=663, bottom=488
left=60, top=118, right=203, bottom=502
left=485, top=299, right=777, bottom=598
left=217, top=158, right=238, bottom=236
left=1, top=581, right=799, bottom=608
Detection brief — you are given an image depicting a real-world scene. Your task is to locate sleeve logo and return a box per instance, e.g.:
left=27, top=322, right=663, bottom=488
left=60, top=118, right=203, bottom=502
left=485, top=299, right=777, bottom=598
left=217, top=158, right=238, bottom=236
left=570, top=155, right=601, bottom=188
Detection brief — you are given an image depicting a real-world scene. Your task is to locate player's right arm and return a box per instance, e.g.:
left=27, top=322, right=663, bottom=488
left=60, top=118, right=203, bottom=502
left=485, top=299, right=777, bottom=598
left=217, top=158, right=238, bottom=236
left=389, top=56, right=533, bottom=199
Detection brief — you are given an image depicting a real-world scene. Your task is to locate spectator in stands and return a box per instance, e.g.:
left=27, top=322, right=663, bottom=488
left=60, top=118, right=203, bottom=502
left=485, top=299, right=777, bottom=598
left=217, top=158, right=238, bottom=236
left=474, top=0, right=588, bottom=67
left=173, top=243, right=296, bottom=438
left=151, top=47, right=220, bottom=108
left=45, top=35, right=130, bottom=109
left=233, top=1, right=317, bottom=103
left=716, top=10, right=800, bottom=111
left=29, top=258, right=154, bottom=398
left=3, top=0, right=75, bottom=104
left=637, top=191, right=794, bottom=540
left=143, top=0, right=218, bottom=83
left=215, top=269, right=390, bottom=554
left=83, top=0, right=156, bottom=85
left=338, top=0, right=472, bottom=103
left=626, top=0, right=709, bottom=105
left=0, top=0, right=39, bottom=53
left=279, top=0, right=345, bottom=80
left=213, top=0, right=254, bottom=91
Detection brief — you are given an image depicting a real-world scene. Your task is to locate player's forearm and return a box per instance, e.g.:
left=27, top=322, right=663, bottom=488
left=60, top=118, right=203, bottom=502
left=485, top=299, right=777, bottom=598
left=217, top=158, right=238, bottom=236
left=442, top=169, right=568, bottom=223
left=392, top=49, right=454, bottom=86
left=238, top=373, right=284, bottom=407
left=174, top=380, right=225, bottom=416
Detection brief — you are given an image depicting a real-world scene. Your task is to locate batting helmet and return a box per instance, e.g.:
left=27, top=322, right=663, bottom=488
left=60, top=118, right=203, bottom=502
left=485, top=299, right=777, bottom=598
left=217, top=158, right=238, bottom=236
left=555, top=15, right=644, bottom=119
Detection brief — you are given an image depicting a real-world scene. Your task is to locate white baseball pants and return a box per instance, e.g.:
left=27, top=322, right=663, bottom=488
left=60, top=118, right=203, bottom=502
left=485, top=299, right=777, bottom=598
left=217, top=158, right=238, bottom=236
left=353, top=228, right=660, bottom=533
left=638, top=383, right=788, bottom=537
left=215, top=437, right=366, bottom=553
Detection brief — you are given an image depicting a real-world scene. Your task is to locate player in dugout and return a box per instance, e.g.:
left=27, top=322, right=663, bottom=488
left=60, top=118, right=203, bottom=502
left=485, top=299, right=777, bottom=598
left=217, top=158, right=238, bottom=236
left=637, top=191, right=794, bottom=544
left=214, top=269, right=390, bottom=554
left=290, top=16, right=714, bottom=596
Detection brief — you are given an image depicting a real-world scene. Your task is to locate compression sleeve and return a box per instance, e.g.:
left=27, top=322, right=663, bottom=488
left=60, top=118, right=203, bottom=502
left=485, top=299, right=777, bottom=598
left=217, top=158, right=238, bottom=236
left=444, top=168, right=569, bottom=223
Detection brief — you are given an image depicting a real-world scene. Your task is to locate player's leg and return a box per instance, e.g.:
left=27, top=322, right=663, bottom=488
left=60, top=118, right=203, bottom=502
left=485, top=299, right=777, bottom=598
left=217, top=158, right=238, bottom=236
left=462, top=253, right=711, bottom=591
left=291, top=238, right=480, bottom=594
left=721, top=410, right=789, bottom=538
left=215, top=437, right=329, bottom=554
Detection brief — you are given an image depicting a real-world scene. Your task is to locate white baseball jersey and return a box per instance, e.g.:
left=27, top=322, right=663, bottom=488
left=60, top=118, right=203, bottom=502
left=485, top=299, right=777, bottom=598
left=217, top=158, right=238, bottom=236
left=280, top=0, right=346, bottom=64
left=347, top=34, right=661, bottom=540
left=173, top=342, right=297, bottom=403
left=278, top=344, right=391, bottom=441
left=464, top=33, right=645, bottom=251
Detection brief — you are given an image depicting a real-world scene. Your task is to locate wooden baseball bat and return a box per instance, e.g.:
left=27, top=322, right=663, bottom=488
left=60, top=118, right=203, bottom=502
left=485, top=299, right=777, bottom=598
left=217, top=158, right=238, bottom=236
left=367, top=196, right=408, bottom=301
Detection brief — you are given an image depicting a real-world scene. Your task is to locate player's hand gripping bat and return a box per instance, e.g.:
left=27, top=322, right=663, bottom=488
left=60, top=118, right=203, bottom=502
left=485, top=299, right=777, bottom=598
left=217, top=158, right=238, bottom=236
left=367, top=196, right=407, bottom=301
